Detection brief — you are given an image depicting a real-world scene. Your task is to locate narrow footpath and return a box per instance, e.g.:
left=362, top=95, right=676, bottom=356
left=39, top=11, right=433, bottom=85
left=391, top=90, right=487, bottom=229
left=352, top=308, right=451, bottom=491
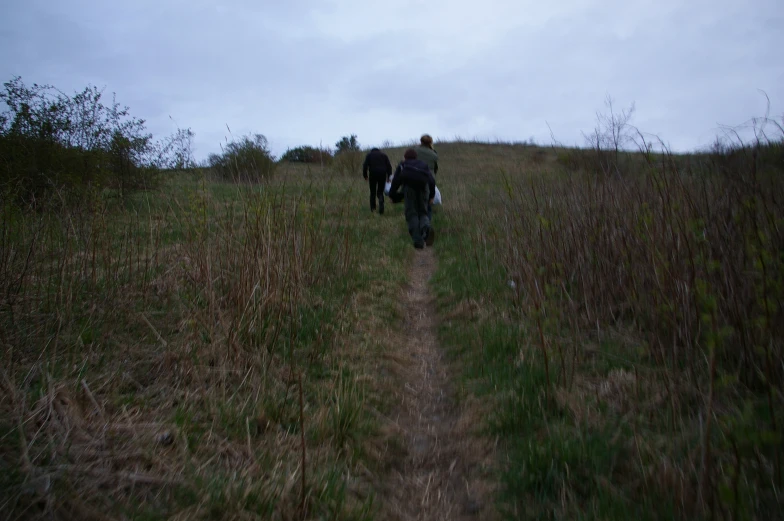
left=378, top=248, right=496, bottom=521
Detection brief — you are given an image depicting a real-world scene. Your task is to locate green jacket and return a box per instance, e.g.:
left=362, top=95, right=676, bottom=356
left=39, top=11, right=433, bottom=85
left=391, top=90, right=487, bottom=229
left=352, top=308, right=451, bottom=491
left=416, top=146, right=439, bottom=175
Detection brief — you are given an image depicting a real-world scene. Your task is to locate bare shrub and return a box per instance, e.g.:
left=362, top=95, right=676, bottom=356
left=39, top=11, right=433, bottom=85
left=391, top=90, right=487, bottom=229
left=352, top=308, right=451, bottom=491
left=499, top=122, right=784, bottom=516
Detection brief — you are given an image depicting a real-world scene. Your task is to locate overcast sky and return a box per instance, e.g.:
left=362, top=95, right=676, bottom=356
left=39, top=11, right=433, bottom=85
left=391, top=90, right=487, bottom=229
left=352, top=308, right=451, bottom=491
left=2, top=0, right=782, bottom=159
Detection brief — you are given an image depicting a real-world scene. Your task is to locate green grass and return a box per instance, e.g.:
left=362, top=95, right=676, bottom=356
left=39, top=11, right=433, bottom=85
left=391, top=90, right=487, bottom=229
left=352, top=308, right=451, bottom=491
left=0, top=167, right=412, bottom=519
left=430, top=142, right=783, bottom=520
left=434, top=199, right=649, bottom=519
left=2, top=140, right=782, bottom=520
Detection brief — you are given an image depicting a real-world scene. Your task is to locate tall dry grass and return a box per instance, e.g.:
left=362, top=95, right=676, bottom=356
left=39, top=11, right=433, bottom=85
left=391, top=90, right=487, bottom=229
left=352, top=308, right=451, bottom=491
left=0, top=172, right=373, bottom=519
left=496, top=142, right=783, bottom=516
left=421, top=128, right=782, bottom=518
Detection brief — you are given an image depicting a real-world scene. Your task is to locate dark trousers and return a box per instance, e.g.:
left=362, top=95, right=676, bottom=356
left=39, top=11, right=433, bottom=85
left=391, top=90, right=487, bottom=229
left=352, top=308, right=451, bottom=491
left=428, top=176, right=436, bottom=221
left=368, top=173, right=386, bottom=213
left=404, top=185, right=430, bottom=247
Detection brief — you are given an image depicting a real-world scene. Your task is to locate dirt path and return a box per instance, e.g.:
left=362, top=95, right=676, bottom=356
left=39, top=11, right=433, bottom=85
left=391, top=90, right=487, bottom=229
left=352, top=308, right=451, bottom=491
left=378, top=248, right=496, bottom=521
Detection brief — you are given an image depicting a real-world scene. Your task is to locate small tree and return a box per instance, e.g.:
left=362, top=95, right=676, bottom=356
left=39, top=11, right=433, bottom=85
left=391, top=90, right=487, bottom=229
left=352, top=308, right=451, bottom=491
left=581, top=95, right=635, bottom=175
left=333, top=134, right=363, bottom=176
left=154, top=127, right=195, bottom=170
left=334, top=134, right=360, bottom=155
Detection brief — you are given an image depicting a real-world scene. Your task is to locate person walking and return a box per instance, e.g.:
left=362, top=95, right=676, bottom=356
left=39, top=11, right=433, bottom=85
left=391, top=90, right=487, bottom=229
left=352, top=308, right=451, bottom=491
left=362, top=147, right=392, bottom=214
left=389, top=148, right=436, bottom=249
left=416, top=134, right=438, bottom=220
left=416, top=134, right=439, bottom=176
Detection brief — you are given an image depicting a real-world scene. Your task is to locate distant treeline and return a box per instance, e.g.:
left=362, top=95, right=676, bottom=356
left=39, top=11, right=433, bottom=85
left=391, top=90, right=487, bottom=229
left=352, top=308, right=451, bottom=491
left=0, top=77, right=279, bottom=207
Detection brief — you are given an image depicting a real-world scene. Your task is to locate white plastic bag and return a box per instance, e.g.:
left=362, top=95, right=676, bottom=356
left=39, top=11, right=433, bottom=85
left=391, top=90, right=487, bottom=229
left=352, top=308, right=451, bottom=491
left=432, top=186, right=442, bottom=205
left=384, top=181, right=392, bottom=196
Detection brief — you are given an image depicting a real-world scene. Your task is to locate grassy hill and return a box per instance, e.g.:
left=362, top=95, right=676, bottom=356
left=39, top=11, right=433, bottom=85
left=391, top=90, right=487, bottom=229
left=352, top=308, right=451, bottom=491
left=2, top=141, right=782, bottom=520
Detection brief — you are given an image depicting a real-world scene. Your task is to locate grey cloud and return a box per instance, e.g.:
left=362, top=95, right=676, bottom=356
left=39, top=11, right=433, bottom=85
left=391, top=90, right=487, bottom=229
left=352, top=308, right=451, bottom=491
left=2, top=0, right=782, bottom=158
left=345, top=0, right=783, bottom=150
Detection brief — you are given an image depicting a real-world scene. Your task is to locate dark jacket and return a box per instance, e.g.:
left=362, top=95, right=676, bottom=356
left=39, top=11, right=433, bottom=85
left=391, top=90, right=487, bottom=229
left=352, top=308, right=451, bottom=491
left=389, top=159, right=435, bottom=203
left=362, top=149, right=392, bottom=178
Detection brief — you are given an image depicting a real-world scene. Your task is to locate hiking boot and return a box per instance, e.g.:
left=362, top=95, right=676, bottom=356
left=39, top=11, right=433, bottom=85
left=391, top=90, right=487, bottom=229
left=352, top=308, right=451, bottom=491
left=424, top=227, right=435, bottom=246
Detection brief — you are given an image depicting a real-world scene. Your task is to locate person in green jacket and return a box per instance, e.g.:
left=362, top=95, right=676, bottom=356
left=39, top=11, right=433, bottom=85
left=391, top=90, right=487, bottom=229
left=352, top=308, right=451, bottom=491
left=416, top=134, right=439, bottom=176
left=416, top=134, right=438, bottom=220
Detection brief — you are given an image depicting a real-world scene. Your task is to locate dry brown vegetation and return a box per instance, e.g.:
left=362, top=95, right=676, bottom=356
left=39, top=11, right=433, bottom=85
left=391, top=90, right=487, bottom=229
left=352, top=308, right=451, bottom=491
left=2, top=115, right=782, bottom=520
left=431, top=130, right=783, bottom=519
left=0, top=166, right=414, bottom=520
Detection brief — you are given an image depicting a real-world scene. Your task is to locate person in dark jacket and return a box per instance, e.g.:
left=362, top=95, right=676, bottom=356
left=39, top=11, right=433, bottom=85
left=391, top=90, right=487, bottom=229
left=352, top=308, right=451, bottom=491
left=389, top=148, right=436, bottom=249
left=362, top=147, right=392, bottom=214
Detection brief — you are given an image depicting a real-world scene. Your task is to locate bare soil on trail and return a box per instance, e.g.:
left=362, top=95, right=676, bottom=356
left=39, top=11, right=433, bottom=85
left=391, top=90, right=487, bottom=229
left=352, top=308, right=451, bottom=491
left=377, top=248, right=497, bottom=521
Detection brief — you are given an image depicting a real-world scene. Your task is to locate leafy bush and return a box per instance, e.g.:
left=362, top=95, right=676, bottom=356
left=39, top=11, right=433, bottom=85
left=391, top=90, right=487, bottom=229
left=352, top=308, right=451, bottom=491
left=281, top=145, right=333, bottom=164
left=0, top=76, right=192, bottom=206
left=207, top=134, right=276, bottom=182
left=334, top=134, right=360, bottom=155
left=155, top=127, right=196, bottom=170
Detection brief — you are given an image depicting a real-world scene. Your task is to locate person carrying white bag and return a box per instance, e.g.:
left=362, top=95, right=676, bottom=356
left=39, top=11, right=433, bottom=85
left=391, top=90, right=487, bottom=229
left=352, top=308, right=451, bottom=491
left=388, top=148, right=436, bottom=248
left=386, top=134, right=443, bottom=207
left=432, top=185, right=442, bottom=205
left=363, top=147, right=393, bottom=214
left=386, top=171, right=442, bottom=205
